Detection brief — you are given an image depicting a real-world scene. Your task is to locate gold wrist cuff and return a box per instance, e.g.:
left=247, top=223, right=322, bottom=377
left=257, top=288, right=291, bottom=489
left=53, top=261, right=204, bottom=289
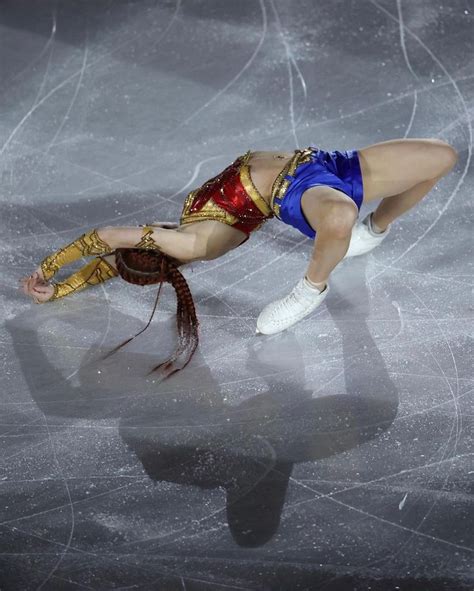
left=40, top=229, right=114, bottom=281
left=48, top=257, right=119, bottom=302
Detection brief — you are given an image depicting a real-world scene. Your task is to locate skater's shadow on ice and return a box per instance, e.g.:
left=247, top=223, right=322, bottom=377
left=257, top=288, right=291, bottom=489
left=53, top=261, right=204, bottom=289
left=6, top=258, right=399, bottom=547
left=119, top=259, right=399, bottom=547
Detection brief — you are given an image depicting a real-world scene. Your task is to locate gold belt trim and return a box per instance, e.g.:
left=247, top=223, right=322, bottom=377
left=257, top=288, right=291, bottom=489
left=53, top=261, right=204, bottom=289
left=270, top=148, right=315, bottom=218
left=239, top=150, right=273, bottom=218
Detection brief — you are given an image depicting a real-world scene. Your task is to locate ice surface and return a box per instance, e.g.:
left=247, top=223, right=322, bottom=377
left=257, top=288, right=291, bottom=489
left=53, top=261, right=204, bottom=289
left=1, top=1, right=473, bottom=589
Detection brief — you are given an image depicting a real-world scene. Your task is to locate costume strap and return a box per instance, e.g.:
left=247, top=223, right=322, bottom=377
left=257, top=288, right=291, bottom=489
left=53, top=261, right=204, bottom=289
left=239, top=157, right=273, bottom=218
left=240, top=150, right=252, bottom=165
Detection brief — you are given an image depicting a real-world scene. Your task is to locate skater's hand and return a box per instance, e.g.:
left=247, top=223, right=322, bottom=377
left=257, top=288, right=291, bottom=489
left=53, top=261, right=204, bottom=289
left=30, top=283, right=55, bottom=303
left=19, top=266, right=45, bottom=286
left=19, top=271, right=41, bottom=294
left=18, top=271, right=54, bottom=304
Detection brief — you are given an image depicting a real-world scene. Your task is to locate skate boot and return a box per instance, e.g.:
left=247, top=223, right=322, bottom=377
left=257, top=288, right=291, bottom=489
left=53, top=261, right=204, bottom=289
left=256, top=278, right=329, bottom=335
left=343, top=212, right=390, bottom=258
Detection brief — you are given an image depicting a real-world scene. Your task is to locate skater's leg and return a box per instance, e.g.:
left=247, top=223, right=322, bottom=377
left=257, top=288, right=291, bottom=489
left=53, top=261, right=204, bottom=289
left=340, top=138, right=458, bottom=259
left=357, top=138, right=458, bottom=229
left=358, top=138, right=458, bottom=202
left=301, top=186, right=359, bottom=287
left=371, top=175, right=444, bottom=231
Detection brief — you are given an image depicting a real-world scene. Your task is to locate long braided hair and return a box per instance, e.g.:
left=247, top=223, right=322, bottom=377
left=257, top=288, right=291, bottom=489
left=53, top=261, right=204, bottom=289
left=101, top=248, right=198, bottom=379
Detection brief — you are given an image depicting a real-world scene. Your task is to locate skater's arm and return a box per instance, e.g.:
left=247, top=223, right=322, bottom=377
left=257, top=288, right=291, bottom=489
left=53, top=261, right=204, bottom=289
left=21, top=255, right=119, bottom=304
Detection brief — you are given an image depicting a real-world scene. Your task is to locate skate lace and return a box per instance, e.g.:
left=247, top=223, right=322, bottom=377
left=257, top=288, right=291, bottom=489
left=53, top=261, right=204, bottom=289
left=276, top=284, right=313, bottom=316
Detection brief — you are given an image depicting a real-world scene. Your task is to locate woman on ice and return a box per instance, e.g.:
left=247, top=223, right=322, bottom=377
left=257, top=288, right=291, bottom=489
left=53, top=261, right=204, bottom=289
left=20, top=138, right=457, bottom=374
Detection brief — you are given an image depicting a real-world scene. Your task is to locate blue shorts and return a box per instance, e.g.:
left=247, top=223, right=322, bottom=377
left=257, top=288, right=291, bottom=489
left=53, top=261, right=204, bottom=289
left=272, top=147, right=364, bottom=239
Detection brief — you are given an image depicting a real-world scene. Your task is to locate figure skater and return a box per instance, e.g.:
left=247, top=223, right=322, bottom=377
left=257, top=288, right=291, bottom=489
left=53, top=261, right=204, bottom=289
left=19, top=138, right=457, bottom=374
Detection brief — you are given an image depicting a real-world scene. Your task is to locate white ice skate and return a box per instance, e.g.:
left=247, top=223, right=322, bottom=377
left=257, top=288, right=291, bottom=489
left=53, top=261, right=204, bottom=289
left=343, top=212, right=390, bottom=259
left=256, top=278, right=330, bottom=335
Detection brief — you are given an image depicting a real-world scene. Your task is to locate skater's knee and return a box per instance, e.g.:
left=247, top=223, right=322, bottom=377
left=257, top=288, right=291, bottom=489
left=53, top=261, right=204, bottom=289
left=427, top=139, right=458, bottom=176
left=319, top=201, right=358, bottom=239
left=439, top=143, right=458, bottom=173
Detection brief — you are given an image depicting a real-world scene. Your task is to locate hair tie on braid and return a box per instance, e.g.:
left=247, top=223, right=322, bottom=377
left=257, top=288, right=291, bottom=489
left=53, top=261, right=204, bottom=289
left=101, top=248, right=199, bottom=379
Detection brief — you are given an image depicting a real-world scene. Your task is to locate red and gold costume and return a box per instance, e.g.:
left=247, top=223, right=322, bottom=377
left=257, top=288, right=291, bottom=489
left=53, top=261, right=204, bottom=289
left=35, top=150, right=280, bottom=305
left=31, top=153, right=283, bottom=376
left=179, top=151, right=274, bottom=238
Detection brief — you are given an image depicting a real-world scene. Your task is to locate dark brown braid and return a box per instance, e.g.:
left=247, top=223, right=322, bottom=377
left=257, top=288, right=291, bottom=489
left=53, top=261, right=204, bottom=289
left=101, top=248, right=199, bottom=379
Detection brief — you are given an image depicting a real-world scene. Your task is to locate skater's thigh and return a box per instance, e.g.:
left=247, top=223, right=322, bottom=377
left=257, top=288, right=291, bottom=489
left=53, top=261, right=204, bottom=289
left=357, top=138, right=456, bottom=202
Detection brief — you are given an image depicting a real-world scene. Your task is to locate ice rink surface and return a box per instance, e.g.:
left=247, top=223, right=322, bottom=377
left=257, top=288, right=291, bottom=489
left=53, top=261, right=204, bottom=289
left=1, top=1, right=473, bottom=589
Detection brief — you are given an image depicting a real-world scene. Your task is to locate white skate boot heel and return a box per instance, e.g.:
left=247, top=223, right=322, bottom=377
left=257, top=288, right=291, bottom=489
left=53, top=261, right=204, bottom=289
left=256, top=278, right=329, bottom=335
left=344, top=212, right=390, bottom=258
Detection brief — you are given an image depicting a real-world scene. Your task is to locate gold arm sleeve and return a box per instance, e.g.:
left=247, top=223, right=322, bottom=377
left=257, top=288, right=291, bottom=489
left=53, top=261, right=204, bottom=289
left=40, top=228, right=114, bottom=281
left=48, top=256, right=119, bottom=302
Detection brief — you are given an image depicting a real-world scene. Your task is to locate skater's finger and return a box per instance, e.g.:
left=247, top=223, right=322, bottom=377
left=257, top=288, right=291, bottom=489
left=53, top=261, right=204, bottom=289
left=27, top=277, right=36, bottom=294
left=29, top=276, right=44, bottom=290
left=23, top=278, right=32, bottom=294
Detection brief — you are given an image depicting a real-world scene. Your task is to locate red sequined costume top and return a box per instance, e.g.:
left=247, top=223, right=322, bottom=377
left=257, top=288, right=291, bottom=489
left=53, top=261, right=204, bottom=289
left=180, top=151, right=274, bottom=238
